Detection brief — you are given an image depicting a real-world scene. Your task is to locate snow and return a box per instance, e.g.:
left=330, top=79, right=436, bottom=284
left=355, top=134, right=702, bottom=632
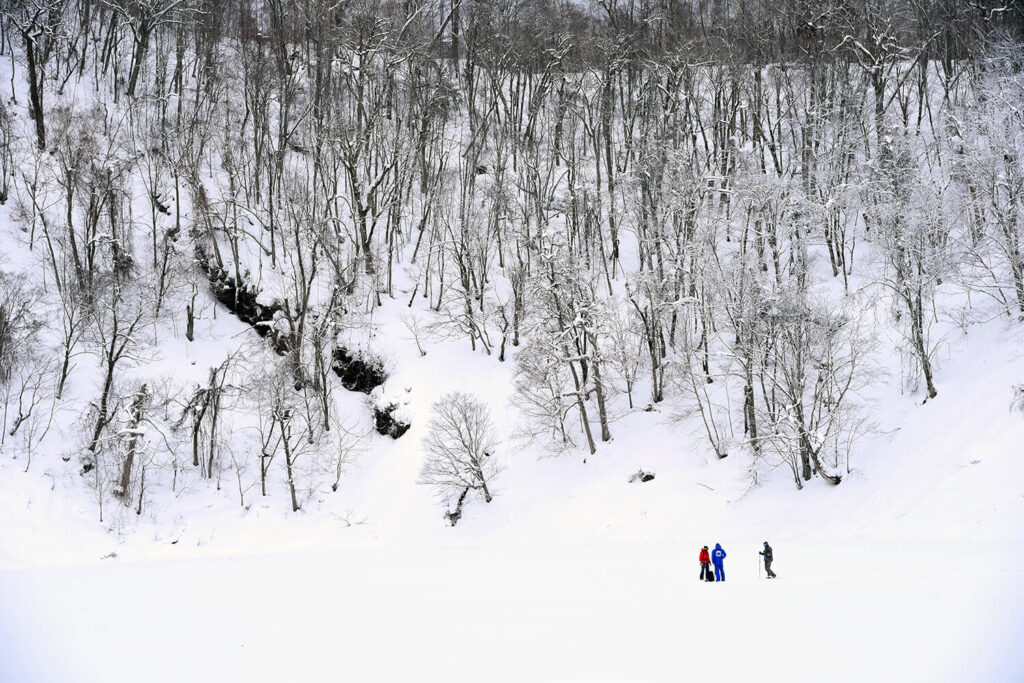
left=2, top=542, right=1022, bottom=682
left=1, top=304, right=1023, bottom=681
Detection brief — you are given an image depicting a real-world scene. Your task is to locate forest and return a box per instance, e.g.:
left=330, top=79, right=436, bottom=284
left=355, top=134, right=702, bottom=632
left=0, top=0, right=1022, bottom=523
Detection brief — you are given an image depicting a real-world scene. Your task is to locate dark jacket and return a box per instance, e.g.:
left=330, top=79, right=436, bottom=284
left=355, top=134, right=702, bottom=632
left=760, top=544, right=773, bottom=561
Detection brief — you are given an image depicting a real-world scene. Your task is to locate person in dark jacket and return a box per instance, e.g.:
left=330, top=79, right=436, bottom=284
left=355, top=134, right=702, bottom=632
left=712, top=543, right=727, bottom=581
left=759, top=541, right=777, bottom=578
left=699, top=546, right=712, bottom=581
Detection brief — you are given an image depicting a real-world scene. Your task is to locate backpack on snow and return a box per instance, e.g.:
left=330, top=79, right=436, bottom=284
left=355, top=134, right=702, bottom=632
left=705, top=568, right=715, bottom=582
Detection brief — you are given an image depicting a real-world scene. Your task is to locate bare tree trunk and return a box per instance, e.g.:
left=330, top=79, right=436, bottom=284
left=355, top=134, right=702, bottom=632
left=589, top=350, right=611, bottom=442
left=206, top=375, right=221, bottom=479
left=568, top=360, right=597, bottom=455
left=23, top=31, right=45, bottom=149
left=185, top=303, right=194, bottom=342
left=87, top=355, right=116, bottom=465
left=450, top=0, right=460, bottom=61
left=278, top=417, right=300, bottom=512
left=117, top=384, right=148, bottom=503
left=126, top=26, right=150, bottom=98
left=743, top=373, right=758, bottom=452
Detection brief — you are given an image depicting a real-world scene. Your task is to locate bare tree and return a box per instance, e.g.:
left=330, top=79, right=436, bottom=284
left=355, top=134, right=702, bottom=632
left=3, top=0, right=65, bottom=149
left=83, top=278, right=153, bottom=475
left=324, top=415, right=368, bottom=493
left=0, top=97, right=13, bottom=202
left=755, top=292, right=876, bottom=488
left=249, top=362, right=326, bottom=512
left=0, top=271, right=41, bottom=388
left=869, top=134, right=952, bottom=400
left=114, top=382, right=150, bottom=503
left=512, top=334, right=574, bottom=449
left=400, top=312, right=429, bottom=357
left=418, top=391, right=499, bottom=525
left=102, top=0, right=192, bottom=99
left=175, top=353, right=237, bottom=478
left=953, top=47, right=1024, bottom=316
left=0, top=271, right=56, bottom=471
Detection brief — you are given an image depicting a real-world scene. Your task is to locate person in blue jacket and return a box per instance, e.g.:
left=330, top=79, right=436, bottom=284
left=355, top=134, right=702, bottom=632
left=712, top=543, right=727, bottom=581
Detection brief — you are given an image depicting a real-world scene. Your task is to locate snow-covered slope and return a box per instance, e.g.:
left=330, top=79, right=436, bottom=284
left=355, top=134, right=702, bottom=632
left=1, top=274, right=1022, bottom=681
left=2, top=274, right=1022, bottom=562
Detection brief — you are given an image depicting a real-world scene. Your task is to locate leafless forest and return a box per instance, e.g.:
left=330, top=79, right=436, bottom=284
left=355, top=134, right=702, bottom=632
left=0, top=0, right=1022, bottom=520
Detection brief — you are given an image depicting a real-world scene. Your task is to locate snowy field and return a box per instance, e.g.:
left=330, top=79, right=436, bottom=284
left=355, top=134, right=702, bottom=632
left=2, top=541, right=1023, bottom=682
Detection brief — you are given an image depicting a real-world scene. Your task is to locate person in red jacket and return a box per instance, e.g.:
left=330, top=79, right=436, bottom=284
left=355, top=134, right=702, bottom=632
left=699, top=546, right=712, bottom=581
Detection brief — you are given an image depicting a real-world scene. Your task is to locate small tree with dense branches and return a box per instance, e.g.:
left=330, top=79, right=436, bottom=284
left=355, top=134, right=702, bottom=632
left=418, top=392, right=499, bottom=524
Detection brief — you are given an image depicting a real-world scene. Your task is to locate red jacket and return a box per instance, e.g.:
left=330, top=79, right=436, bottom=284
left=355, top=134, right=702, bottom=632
left=699, top=549, right=710, bottom=564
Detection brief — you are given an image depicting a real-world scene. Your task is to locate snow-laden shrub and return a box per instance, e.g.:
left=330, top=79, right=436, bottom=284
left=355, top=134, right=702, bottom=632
left=371, top=390, right=411, bottom=439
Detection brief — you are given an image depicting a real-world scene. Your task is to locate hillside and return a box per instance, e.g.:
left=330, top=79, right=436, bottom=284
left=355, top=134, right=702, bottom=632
left=0, top=1, right=1023, bottom=681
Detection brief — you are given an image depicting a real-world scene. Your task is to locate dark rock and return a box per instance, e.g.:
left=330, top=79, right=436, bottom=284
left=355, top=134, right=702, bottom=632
left=629, top=469, right=655, bottom=484
left=195, top=244, right=292, bottom=356
left=154, top=193, right=171, bottom=215
left=373, top=402, right=410, bottom=439
left=332, top=347, right=387, bottom=394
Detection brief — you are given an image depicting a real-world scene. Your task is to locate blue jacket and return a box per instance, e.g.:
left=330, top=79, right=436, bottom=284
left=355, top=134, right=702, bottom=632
left=712, top=544, right=726, bottom=564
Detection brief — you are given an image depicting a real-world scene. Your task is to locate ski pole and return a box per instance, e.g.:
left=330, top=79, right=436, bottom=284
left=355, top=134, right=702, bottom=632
left=757, top=552, right=761, bottom=579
